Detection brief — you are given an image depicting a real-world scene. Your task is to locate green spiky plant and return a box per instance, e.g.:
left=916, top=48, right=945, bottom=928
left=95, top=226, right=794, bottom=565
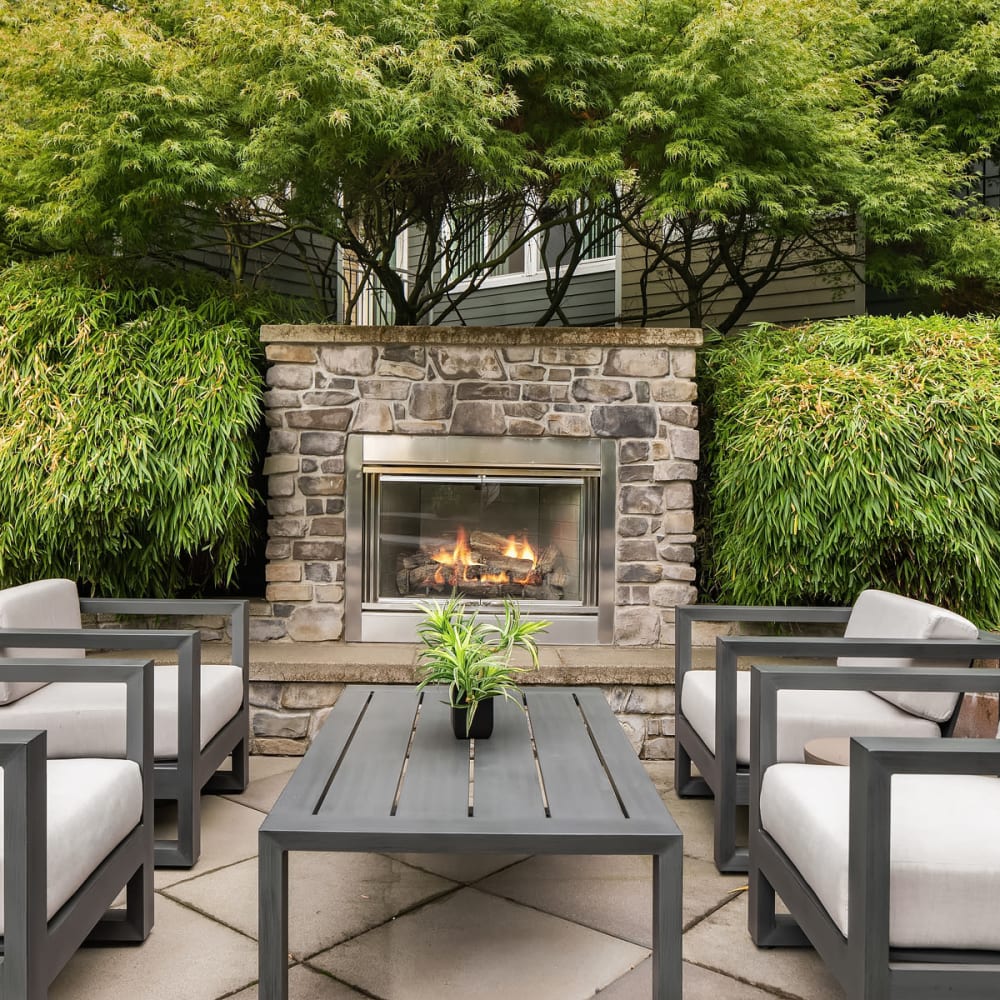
left=415, top=595, right=550, bottom=736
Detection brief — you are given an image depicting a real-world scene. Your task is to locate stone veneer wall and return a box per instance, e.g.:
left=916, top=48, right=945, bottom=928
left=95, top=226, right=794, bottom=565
left=256, top=324, right=702, bottom=645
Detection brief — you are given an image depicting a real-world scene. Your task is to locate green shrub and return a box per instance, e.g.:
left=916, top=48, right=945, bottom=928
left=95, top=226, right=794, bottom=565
left=0, top=256, right=302, bottom=596
left=700, top=315, right=1000, bottom=628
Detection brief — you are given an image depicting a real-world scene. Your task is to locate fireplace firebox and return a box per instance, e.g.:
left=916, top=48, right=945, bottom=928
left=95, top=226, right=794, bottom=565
left=345, top=435, right=615, bottom=643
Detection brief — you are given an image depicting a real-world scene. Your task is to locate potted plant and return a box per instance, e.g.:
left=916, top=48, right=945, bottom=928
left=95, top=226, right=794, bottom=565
left=415, top=595, right=550, bottom=738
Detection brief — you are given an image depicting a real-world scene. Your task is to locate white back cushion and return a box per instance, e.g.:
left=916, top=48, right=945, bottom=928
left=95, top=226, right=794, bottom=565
left=838, top=589, right=978, bottom=722
left=0, top=579, right=84, bottom=704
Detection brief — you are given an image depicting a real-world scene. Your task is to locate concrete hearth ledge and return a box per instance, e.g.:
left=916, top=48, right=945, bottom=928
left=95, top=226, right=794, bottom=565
left=260, top=323, right=702, bottom=348
left=247, top=641, right=705, bottom=686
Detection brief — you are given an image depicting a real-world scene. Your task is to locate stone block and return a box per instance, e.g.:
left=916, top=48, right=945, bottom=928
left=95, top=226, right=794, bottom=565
left=282, top=683, right=345, bottom=710
left=286, top=605, right=344, bottom=641
left=553, top=403, right=585, bottom=413
left=617, top=539, right=658, bottom=561
left=618, top=563, right=663, bottom=583
left=267, top=474, right=296, bottom=498
left=651, top=378, right=698, bottom=402
left=377, top=360, right=425, bottom=379
left=302, top=389, right=358, bottom=406
left=671, top=348, right=697, bottom=378
left=265, top=539, right=291, bottom=560
left=315, top=584, right=345, bottom=603
left=319, top=345, right=377, bottom=375
left=547, top=367, right=572, bottom=381
left=653, top=460, right=698, bottom=481
left=310, top=515, right=345, bottom=536
left=603, top=348, right=672, bottom=377
left=299, top=475, right=345, bottom=496
left=591, top=405, right=657, bottom=438
left=309, top=706, right=335, bottom=738
left=539, top=347, right=603, bottom=366
left=662, top=562, right=697, bottom=581
left=544, top=412, right=592, bottom=436
left=457, top=382, right=521, bottom=401
left=268, top=430, right=298, bottom=454
left=266, top=364, right=313, bottom=390
left=642, top=736, right=675, bottom=760
left=523, top=383, right=569, bottom=403
left=292, top=539, right=345, bottom=560
left=266, top=562, right=303, bottom=582
left=658, top=543, right=695, bottom=562
left=619, top=464, right=653, bottom=483
left=249, top=618, right=287, bottom=641
left=618, top=516, right=650, bottom=537
left=305, top=562, right=333, bottom=582
left=382, top=344, right=426, bottom=365
left=433, top=347, right=504, bottom=380
left=265, top=344, right=318, bottom=364
left=619, top=440, right=650, bottom=464
left=320, top=457, right=345, bottom=474
left=359, top=379, right=410, bottom=400
left=251, top=737, right=307, bottom=757
left=252, top=708, right=311, bottom=739
left=664, top=482, right=694, bottom=509
left=613, top=713, right=645, bottom=755
left=396, top=420, right=448, bottom=433
left=268, top=517, right=308, bottom=538
left=287, top=409, right=352, bottom=431
left=300, top=431, right=346, bottom=456
left=614, top=607, right=661, bottom=645
left=409, top=383, right=455, bottom=421
left=571, top=378, right=632, bottom=403
left=509, top=364, right=545, bottom=381
left=263, top=389, right=302, bottom=409
left=267, top=498, right=305, bottom=516
left=352, top=400, right=394, bottom=432
left=635, top=381, right=650, bottom=403
left=661, top=510, right=695, bottom=534
left=669, top=426, right=700, bottom=460
left=503, top=347, right=536, bottom=362
left=650, top=581, right=699, bottom=607
left=450, top=401, right=507, bottom=435
left=266, top=583, right=313, bottom=603
left=620, top=485, right=665, bottom=515
left=504, top=402, right=548, bottom=420
left=506, top=419, right=545, bottom=436
left=264, top=411, right=283, bottom=429
left=250, top=683, right=285, bottom=709
left=262, top=455, right=299, bottom=476
left=658, top=404, right=699, bottom=428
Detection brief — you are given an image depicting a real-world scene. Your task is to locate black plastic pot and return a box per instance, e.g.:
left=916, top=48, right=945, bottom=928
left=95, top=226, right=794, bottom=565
left=451, top=697, right=494, bottom=739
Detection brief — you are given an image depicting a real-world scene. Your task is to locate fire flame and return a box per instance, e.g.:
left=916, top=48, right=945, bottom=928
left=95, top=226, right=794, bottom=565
left=431, top=527, right=538, bottom=587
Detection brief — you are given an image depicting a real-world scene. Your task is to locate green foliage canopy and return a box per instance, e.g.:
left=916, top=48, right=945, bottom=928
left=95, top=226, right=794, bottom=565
left=0, top=256, right=292, bottom=595
left=700, top=315, right=1000, bottom=627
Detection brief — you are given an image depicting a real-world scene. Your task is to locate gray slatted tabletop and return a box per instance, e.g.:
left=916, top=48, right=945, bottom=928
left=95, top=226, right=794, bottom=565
left=259, top=685, right=683, bottom=999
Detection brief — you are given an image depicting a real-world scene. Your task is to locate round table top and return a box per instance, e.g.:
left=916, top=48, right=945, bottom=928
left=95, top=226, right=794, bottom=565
left=802, top=736, right=852, bottom=767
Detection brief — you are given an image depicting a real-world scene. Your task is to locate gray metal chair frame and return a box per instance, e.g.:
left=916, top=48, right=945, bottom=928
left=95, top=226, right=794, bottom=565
left=749, top=662, right=1000, bottom=999
left=0, top=598, right=249, bottom=868
left=675, top=603, right=985, bottom=872
left=0, top=658, right=154, bottom=1000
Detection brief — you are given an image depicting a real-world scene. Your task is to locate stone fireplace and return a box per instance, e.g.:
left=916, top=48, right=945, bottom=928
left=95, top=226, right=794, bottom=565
left=257, top=324, right=701, bottom=647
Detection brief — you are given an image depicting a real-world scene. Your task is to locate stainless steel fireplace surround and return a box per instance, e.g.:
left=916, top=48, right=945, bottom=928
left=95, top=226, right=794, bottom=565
left=345, top=435, right=616, bottom=643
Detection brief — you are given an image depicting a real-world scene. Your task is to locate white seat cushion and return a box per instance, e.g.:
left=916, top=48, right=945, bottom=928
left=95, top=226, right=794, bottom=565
left=0, top=664, right=243, bottom=761
left=0, top=579, right=84, bottom=704
left=0, top=758, right=142, bottom=931
left=839, top=590, right=979, bottom=722
left=681, top=670, right=940, bottom=766
left=760, top=763, right=1000, bottom=949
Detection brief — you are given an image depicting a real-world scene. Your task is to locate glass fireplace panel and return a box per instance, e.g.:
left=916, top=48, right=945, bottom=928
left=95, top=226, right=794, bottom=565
left=376, top=475, right=586, bottom=604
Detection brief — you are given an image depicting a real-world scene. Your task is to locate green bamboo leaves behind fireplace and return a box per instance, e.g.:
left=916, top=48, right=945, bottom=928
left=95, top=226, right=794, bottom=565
left=699, top=315, right=1000, bottom=628
left=0, top=255, right=304, bottom=596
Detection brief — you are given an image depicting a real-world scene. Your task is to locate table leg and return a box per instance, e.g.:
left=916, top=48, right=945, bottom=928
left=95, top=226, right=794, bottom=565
left=259, top=832, right=289, bottom=1000
left=652, top=842, right=683, bottom=999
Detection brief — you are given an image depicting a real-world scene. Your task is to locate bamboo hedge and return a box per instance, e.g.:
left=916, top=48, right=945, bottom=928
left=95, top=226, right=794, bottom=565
left=699, top=315, right=1000, bottom=628
left=0, top=256, right=300, bottom=596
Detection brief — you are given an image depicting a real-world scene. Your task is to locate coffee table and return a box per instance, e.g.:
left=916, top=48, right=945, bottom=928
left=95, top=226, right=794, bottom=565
left=259, top=684, right=683, bottom=999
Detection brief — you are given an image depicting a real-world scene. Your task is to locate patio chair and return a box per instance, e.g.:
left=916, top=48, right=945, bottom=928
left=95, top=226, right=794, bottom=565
left=674, top=590, right=995, bottom=872
left=0, top=579, right=249, bottom=868
left=0, top=658, right=154, bottom=1000
left=748, top=662, right=1000, bottom=999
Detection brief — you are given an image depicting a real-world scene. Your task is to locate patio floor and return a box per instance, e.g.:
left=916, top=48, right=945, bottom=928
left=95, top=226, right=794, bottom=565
left=50, top=755, right=845, bottom=1000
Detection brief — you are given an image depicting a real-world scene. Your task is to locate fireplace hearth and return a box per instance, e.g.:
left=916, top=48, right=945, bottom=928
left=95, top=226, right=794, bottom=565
left=345, top=435, right=615, bottom=643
